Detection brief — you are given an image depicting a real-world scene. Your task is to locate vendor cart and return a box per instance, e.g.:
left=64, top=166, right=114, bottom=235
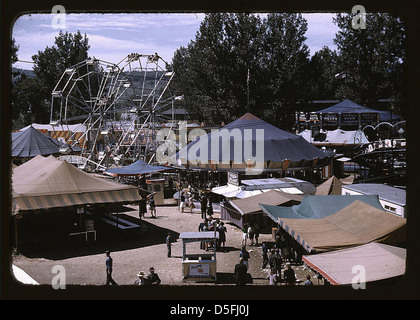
left=179, top=231, right=219, bottom=282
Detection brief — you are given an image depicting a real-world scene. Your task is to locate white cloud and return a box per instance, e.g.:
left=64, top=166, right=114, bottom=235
left=12, top=12, right=337, bottom=69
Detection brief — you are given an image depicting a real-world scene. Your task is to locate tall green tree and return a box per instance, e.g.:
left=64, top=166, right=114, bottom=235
left=11, top=31, right=90, bottom=128
left=171, top=13, right=310, bottom=129
left=333, top=13, right=406, bottom=115
left=260, top=13, right=310, bottom=129
left=307, top=46, right=340, bottom=101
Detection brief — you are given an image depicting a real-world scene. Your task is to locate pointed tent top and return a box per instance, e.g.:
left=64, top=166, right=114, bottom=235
left=238, top=113, right=260, bottom=121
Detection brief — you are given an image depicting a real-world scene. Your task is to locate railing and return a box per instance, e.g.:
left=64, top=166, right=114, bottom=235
left=58, top=155, right=107, bottom=172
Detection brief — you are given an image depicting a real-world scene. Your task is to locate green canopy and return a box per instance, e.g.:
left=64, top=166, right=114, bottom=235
left=260, top=194, right=384, bottom=222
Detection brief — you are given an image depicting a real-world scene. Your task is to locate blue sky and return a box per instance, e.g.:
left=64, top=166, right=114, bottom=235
left=12, top=13, right=340, bottom=70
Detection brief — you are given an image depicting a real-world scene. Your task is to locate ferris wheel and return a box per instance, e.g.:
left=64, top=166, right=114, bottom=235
left=50, top=53, right=177, bottom=168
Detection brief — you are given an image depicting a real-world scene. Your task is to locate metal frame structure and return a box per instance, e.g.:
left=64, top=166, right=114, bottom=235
left=50, top=53, right=176, bottom=169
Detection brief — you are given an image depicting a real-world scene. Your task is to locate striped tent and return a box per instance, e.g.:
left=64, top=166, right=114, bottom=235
left=12, top=155, right=141, bottom=214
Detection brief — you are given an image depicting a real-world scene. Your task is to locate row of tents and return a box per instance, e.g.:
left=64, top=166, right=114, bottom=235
left=12, top=113, right=334, bottom=175
left=218, top=175, right=406, bottom=285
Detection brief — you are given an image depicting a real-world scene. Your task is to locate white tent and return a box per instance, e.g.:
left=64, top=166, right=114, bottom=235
left=299, top=128, right=369, bottom=146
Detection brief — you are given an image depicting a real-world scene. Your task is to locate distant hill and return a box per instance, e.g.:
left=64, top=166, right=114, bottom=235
left=12, top=68, right=35, bottom=78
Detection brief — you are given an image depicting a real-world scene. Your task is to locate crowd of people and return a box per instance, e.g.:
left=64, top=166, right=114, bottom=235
left=139, top=192, right=157, bottom=219
left=108, top=181, right=314, bottom=286
left=197, top=218, right=227, bottom=252
left=234, top=226, right=314, bottom=286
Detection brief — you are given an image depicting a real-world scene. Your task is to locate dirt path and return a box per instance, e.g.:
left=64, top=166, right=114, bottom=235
left=11, top=203, right=320, bottom=288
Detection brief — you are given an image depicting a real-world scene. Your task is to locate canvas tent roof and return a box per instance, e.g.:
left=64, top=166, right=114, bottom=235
left=174, top=113, right=331, bottom=172
left=302, top=243, right=406, bottom=285
left=229, top=190, right=303, bottom=215
left=12, top=155, right=141, bottom=214
left=12, top=125, right=80, bottom=157
left=20, top=122, right=87, bottom=133
left=271, top=200, right=406, bottom=253
left=104, top=159, right=171, bottom=176
left=315, top=176, right=343, bottom=195
left=315, top=99, right=400, bottom=122
left=260, top=194, right=384, bottom=222
left=299, top=128, right=369, bottom=145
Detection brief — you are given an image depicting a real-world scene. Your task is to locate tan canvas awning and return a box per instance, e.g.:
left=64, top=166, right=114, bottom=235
left=278, top=200, right=406, bottom=252
left=12, top=155, right=141, bottom=214
left=303, top=243, right=406, bottom=285
left=230, top=189, right=303, bottom=215
left=315, top=176, right=343, bottom=195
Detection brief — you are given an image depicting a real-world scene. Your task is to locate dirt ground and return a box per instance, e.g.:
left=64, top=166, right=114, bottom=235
left=11, top=202, right=322, bottom=292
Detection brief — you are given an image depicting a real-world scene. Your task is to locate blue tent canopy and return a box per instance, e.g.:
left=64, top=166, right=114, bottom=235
left=175, top=113, right=331, bottom=172
left=12, top=125, right=80, bottom=158
left=316, top=99, right=400, bottom=122
left=105, top=159, right=171, bottom=176
left=260, top=194, right=385, bottom=222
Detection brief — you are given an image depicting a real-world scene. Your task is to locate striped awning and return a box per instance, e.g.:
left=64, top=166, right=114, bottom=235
left=12, top=155, right=141, bottom=215
left=13, top=188, right=140, bottom=214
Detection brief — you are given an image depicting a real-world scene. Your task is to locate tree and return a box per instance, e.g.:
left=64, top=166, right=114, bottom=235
left=307, top=46, right=340, bottom=101
left=171, top=13, right=311, bottom=129
left=259, top=13, right=311, bottom=129
left=332, top=13, right=406, bottom=116
left=11, top=30, right=90, bottom=128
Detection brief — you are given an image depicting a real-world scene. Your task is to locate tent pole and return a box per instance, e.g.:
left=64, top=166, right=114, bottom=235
left=14, top=215, right=19, bottom=253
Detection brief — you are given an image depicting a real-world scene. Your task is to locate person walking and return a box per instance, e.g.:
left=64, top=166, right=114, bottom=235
left=261, top=241, right=269, bottom=269
left=147, top=267, right=161, bottom=285
left=284, top=263, right=297, bottom=285
left=188, top=194, right=195, bottom=214
left=198, top=219, right=208, bottom=250
left=180, top=192, right=186, bottom=213
left=247, top=223, right=255, bottom=246
left=241, top=223, right=249, bottom=247
left=239, top=246, right=250, bottom=270
left=206, top=196, right=213, bottom=216
left=166, top=233, right=173, bottom=257
left=148, top=193, right=157, bottom=218
left=267, top=268, right=278, bottom=286
left=105, top=250, right=117, bottom=285
left=234, top=258, right=248, bottom=286
left=217, top=221, right=227, bottom=251
left=254, top=223, right=260, bottom=246
left=200, top=195, right=207, bottom=219
left=268, top=248, right=282, bottom=281
left=139, top=195, right=147, bottom=219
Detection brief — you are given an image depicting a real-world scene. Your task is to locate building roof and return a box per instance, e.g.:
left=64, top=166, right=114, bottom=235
left=343, top=183, right=406, bottom=206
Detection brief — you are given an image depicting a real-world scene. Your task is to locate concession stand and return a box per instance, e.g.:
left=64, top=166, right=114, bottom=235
left=179, top=231, right=219, bottom=282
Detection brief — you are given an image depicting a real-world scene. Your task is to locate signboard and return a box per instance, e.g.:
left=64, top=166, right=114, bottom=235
left=227, top=171, right=240, bottom=186
left=189, top=263, right=210, bottom=276
left=322, top=113, right=339, bottom=122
